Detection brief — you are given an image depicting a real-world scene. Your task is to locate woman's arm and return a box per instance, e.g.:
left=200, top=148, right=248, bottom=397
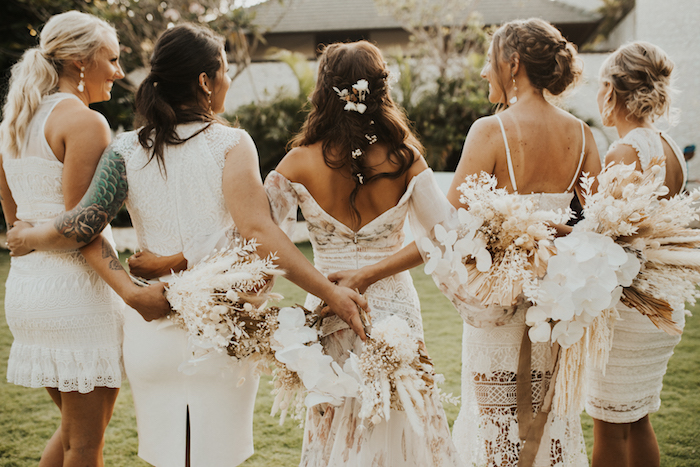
left=80, top=237, right=171, bottom=321
left=0, top=155, right=18, bottom=231
left=127, top=250, right=187, bottom=280
left=6, top=145, right=128, bottom=255
left=224, top=132, right=369, bottom=340
left=447, top=117, right=500, bottom=207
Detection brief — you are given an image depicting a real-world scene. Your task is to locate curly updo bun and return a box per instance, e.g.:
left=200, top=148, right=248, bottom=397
left=600, top=41, right=675, bottom=123
left=492, top=18, right=582, bottom=97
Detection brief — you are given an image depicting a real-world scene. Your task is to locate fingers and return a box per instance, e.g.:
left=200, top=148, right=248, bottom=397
left=327, top=272, right=340, bottom=282
left=351, top=290, right=369, bottom=311
left=349, top=313, right=367, bottom=341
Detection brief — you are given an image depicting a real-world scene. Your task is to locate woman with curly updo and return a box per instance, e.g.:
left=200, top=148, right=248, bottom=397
left=264, top=40, right=464, bottom=466
left=586, top=41, right=686, bottom=467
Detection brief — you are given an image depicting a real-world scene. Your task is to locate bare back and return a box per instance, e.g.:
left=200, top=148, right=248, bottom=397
left=449, top=101, right=600, bottom=206
left=276, top=142, right=427, bottom=231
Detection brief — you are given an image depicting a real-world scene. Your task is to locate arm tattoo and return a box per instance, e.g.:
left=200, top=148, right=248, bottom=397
left=54, top=146, right=128, bottom=245
left=101, top=237, right=123, bottom=271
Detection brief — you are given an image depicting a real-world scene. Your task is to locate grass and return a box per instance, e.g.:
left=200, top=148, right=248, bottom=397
left=0, top=244, right=698, bottom=466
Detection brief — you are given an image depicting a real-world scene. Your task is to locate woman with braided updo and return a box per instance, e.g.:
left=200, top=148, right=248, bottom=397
left=586, top=41, right=686, bottom=467
left=264, top=40, right=464, bottom=466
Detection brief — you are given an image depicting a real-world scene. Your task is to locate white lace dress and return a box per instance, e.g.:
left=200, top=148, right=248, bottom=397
left=585, top=127, right=688, bottom=423
left=265, top=169, right=464, bottom=467
left=4, top=92, right=124, bottom=394
left=444, top=116, right=588, bottom=467
left=111, top=123, right=259, bottom=467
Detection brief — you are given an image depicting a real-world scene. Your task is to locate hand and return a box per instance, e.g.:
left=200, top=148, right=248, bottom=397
left=123, top=282, right=171, bottom=322
left=323, top=285, right=370, bottom=341
left=6, top=221, right=35, bottom=256
left=328, top=268, right=371, bottom=294
left=127, top=250, right=162, bottom=279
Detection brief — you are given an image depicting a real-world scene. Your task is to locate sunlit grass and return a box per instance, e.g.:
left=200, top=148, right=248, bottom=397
left=0, top=246, right=698, bottom=465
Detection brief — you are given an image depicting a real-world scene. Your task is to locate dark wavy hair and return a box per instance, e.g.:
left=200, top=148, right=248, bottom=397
left=134, top=23, right=227, bottom=173
left=290, top=41, right=423, bottom=229
left=491, top=18, right=582, bottom=108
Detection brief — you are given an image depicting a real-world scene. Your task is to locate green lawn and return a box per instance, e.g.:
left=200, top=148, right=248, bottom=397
left=0, top=245, right=698, bottom=466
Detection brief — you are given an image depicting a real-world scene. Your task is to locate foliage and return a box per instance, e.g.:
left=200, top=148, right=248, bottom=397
left=403, top=62, right=492, bottom=170
left=583, top=0, right=636, bottom=50
left=228, top=52, right=313, bottom=179
left=0, top=0, right=262, bottom=130
left=378, top=0, right=493, bottom=170
left=229, top=92, right=309, bottom=179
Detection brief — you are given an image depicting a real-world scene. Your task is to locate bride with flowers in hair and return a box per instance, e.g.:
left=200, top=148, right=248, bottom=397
left=264, top=40, right=464, bottom=466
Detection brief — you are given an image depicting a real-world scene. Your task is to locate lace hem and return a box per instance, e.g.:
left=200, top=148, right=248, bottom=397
left=585, top=395, right=660, bottom=424
left=6, top=342, right=124, bottom=393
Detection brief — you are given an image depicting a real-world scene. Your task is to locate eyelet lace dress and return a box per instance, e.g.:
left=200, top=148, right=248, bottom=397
left=110, top=123, right=259, bottom=467
left=265, top=169, right=464, bottom=467
left=3, top=92, right=124, bottom=394
left=585, top=128, right=688, bottom=424
left=443, top=116, right=588, bottom=467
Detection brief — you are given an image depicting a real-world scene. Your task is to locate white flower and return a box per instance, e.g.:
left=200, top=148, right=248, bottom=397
left=528, top=321, right=551, bottom=343
left=551, top=320, right=585, bottom=348
left=272, top=307, right=318, bottom=349
left=421, top=237, right=449, bottom=277
left=333, top=86, right=348, bottom=98
left=616, top=252, right=641, bottom=287
left=353, top=79, right=369, bottom=93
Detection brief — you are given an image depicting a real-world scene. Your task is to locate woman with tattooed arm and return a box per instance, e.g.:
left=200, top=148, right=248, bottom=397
left=0, top=11, right=169, bottom=466
left=7, top=23, right=368, bottom=467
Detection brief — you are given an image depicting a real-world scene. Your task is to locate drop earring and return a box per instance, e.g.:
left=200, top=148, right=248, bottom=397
left=77, top=66, right=85, bottom=93
left=207, top=90, right=212, bottom=112
left=509, top=74, right=518, bottom=105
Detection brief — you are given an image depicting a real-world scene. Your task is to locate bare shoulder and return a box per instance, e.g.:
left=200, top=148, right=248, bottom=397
left=605, top=141, right=641, bottom=168
left=468, top=115, right=501, bottom=141
left=406, top=145, right=429, bottom=179
left=276, top=145, right=319, bottom=181
left=54, top=98, right=110, bottom=137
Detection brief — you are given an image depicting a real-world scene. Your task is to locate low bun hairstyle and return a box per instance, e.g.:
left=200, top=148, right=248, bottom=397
left=492, top=18, right=582, bottom=100
left=135, top=23, right=226, bottom=173
left=0, top=11, right=117, bottom=157
left=599, top=41, right=675, bottom=125
left=290, top=41, right=423, bottom=229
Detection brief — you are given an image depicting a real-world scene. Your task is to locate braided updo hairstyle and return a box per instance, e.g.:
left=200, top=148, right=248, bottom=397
left=491, top=18, right=582, bottom=105
left=599, top=41, right=675, bottom=126
left=291, top=41, right=423, bottom=229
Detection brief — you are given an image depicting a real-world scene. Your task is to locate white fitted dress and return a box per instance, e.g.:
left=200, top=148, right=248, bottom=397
left=4, top=92, right=124, bottom=394
left=111, top=122, right=259, bottom=467
left=585, top=128, right=688, bottom=423
left=265, top=169, right=464, bottom=467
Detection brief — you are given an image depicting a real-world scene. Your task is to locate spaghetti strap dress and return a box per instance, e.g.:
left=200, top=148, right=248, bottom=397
left=449, top=116, right=589, bottom=467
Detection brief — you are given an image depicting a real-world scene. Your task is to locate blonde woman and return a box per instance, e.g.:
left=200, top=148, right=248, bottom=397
left=586, top=41, right=686, bottom=467
left=0, top=11, right=169, bottom=465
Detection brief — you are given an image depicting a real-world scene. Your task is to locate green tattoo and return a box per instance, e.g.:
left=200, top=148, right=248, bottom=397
left=55, top=146, right=128, bottom=244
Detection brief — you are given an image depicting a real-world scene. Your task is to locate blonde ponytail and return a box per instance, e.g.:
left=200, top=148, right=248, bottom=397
left=0, top=11, right=116, bottom=158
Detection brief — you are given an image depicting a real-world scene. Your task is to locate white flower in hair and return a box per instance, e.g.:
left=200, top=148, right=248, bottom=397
left=345, top=101, right=367, bottom=114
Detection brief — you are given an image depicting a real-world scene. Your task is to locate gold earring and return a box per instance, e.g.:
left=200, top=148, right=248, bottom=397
left=509, top=74, right=518, bottom=105
left=207, top=90, right=212, bottom=111
left=78, top=66, right=85, bottom=92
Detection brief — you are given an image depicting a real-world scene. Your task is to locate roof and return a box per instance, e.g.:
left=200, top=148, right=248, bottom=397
left=251, top=0, right=602, bottom=35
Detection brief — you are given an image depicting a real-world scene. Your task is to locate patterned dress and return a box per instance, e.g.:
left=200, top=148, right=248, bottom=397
left=265, top=169, right=464, bottom=467
left=4, top=93, right=124, bottom=394
left=585, top=128, right=688, bottom=423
